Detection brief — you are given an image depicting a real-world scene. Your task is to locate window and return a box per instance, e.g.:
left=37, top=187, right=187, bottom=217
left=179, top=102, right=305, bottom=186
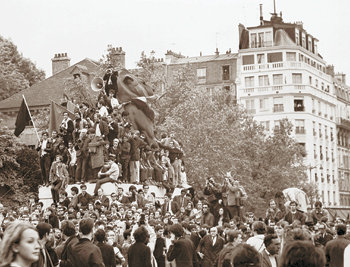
left=258, top=32, right=264, bottom=47
left=325, top=125, right=328, bottom=139
left=261, top=121, right=270, bottom=131
left=223, top=85, right=230, bottom=91
left=295, top=32, right=299, bottom=45
left=250, top=33, right=257, bottom=48
left=286, top=52, right=296, bottom=61
left=292, top=73, right=302, bottom=84
left=242, top=55, right=254, bottom=65
left=245, top=99, right=255, bottom=114
left=312, top=98, right=315, bottom=113
left=314, top=144, right=317, bottom=158
left=273, top=97, right=284, bottom=112
left=308, top=40, right=312, bottom=51
left=265, top=31, right=272, bottom=46
left=318, top=101, right=321, bottom=115
left=273, top=74, right=283, bottom=85
left=302, top=35, right=306, bottom=48
left=321, top=82, right=324, bottom=91
left=267, top=52, right=283, bottom=63
left=309, top=76, right=312, bottom=85
left=320, top=145, right=323, bottom=160
left=197, top=68, right=206, bottom=84
left=319, top=123, right=322, bottom=138
left=274, top=120, right=281, bottom=132
left=313, top=121, right=316, bottom=136
left=326, top=85, right=330, bottom=92
left=222, top=65, right=230, bottom=80
left=259, top=98, right=269, bottom=110
left=316, top=79, right=319, bottom=88
left=294, top=99, right=304, bottom=112
left=295, top=119, right=305, bottom=134
left=245, top=76, right=255, bottom=87
left=257, top=54, right=265, bottom=64
left=258, top=75, right=269, bottom=86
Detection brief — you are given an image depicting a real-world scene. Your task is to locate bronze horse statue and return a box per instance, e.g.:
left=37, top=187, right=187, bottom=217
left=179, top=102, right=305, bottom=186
left=116, top=69, right=158, bottom=147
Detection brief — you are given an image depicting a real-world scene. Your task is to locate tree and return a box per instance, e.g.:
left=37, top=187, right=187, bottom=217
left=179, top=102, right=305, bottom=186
left=0, top=126, right=41, bottom=207
left=159, top=87, right=307, bottom=215
left=0, top=35, right=45, bottom=100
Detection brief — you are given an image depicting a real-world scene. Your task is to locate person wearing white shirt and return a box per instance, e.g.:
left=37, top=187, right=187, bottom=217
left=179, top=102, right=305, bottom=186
left=98, top=100, right=109, bottom=118
left=37, top=131, right=52, bottom=186
left=67, top=141, right=77, bottom=183
left=260, top=234, right=280, bottom=267
left=94, top=158, right=119, bottom=195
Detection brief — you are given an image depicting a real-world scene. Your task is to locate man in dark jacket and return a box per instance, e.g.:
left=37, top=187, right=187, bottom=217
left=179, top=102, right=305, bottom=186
left=167, top=223, right=197, bottom=267
left=128, top=226, right=152, bottom=267
left=153, top=225, right=166, bottom=267
left=325, top=224, right=350, bottom=267
left=67, top=218, right=104, bottom=267
left=95, top=229, right=116, bottom=267
left=197, top=227, right=224, bottom=267
left=57, top=220, right=79, bottom=267
left=284, top=201, right=306, bottom=225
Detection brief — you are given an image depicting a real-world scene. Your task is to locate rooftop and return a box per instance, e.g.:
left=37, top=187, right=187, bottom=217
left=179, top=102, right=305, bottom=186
left=0, top=58, right=100, bottom=110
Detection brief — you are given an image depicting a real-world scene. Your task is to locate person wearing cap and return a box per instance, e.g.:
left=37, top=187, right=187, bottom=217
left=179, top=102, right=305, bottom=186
left=94, top=157, right=120, bottom=195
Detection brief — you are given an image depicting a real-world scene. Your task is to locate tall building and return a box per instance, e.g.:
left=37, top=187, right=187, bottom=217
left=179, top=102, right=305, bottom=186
left=236, top=8, right=339, bottom=207
left=334, top=74, right=350, bottom=207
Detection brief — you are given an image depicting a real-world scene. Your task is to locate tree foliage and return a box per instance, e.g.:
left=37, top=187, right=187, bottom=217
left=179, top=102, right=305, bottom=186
left=0, top=127, right=41, bottom=207
left=0, top=35, right=45, bottom=100
left=134, top=53, right=308, bottom=215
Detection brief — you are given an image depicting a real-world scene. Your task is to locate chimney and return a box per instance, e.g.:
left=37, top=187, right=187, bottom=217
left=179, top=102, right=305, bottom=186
left=215, top=48, right=219, bottom=56
left=109, top=47, right=126, bottom=68
left=51, top=53, right=70, bottom=75
left=260, top=4, right=263, bottom=25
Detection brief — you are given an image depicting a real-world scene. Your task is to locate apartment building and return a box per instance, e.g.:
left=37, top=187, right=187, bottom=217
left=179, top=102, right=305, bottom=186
left=236, top=10, right=339, bottom=207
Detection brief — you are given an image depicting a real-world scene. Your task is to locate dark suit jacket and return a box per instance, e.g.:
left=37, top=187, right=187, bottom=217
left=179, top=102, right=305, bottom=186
left=67, top=238, right=104, bottom=267
left=97, top=242, right=116, bottom=267
left=153, top=237, right=166, bottom=267
left=95, top=195, right=110, bottom=208
left=128, top=241, right=152, bottom=267
left=94, top=120, right=109, bottom=138
left=284, top=210, right=306, bottom=225
left=197, top=235, right=224, bottom=265
left=167, top=237, right=197, bottom=267
left=260, top=250, right=278, bottom=267
left=325, top=237, right=350, bottom=267
left=161, top=200, right=179, bottom=216
left=173, top=195, right=191, bottom=208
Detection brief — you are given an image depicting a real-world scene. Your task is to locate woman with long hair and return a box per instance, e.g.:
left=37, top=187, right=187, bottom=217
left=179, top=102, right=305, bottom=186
left=0, top=222, right=40, bottom=267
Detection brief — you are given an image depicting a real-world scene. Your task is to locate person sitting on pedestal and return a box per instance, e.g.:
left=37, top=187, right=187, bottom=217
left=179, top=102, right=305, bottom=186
left=94, top=155, right=120, bottom=196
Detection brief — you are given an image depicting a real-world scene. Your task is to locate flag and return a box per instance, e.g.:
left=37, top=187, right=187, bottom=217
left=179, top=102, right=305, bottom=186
left=14, top=99, right=31, bottom=137
left=48, top=100, right=75, bottom=136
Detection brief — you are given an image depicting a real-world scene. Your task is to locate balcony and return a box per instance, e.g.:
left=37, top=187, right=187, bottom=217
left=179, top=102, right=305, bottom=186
left=240, top=84, right=306, bottom=95
left=246, top=109, right=256, bottom=115
left=241, top=61, right=333, bottom=82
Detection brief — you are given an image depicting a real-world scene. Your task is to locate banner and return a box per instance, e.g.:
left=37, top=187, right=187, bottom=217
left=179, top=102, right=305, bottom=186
left=14, top=99, right=31, bottom=137
left=48, top=100, right=75, bottom=136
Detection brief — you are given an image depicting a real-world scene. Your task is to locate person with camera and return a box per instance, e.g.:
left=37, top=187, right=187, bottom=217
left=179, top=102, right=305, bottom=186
left=225, top=176, right=247, bottom=220
left=204, top=177, right=222, bottom=217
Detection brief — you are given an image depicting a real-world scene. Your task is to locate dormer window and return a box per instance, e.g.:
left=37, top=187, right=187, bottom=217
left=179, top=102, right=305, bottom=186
left=295, top=31, right=299, bottom=45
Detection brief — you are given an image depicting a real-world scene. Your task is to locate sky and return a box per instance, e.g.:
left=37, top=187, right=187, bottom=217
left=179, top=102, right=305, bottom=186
left=1, top=0, right=350, bottom=79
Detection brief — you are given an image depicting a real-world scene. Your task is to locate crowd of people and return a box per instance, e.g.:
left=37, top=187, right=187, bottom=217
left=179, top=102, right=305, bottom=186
left=1, top=188, right=350, bottom=267
left=2, top=69, right=350, bottom=266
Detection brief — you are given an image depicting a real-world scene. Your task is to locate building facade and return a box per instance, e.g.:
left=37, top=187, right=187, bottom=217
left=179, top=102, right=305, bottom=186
left=164, top=50, right=238, bottom=100
left=236, top=12, right=339, bottom=207
left=334, top=76, right=350, bottom=207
